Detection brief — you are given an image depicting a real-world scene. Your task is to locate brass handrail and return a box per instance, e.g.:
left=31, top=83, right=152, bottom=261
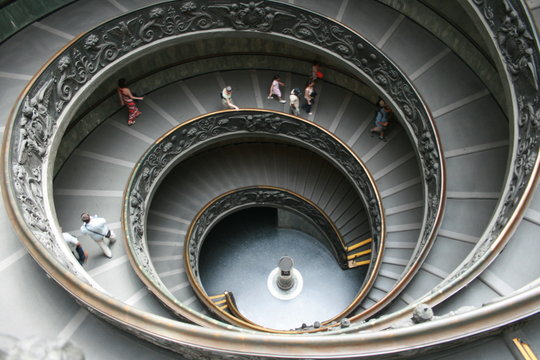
left=12, top=0, right=540, bottom=357
left=182, top=185, right=377, bottom=332
left=125, top=111, right=385, bottom=333
left=4, top=0, right=443, bottom=330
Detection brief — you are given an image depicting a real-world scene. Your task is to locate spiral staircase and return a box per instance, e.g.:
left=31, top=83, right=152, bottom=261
left=1, top=0, right=540, bottom=359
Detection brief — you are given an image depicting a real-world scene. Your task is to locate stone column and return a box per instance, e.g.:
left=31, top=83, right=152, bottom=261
left=277, top=256, right=294, bottom=290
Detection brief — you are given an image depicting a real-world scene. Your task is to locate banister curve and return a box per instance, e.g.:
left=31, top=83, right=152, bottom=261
left=2, top=0, right=445, bottom=327
left=24, top=0, right=540, bottom=357
left=123, top=113, right=384, bottom=332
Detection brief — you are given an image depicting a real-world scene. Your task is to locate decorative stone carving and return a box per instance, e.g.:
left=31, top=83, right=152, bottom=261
left=186, top=187, right=351, bottom=279
left=7, top=0, right=443, bottom=297
left=423, top=0, right=540, bottom=299
left=126, top=111, right=383, bottom=302
left=208, top=1, right=295, bottom=31
left=496, top=0, right=538, bottom=90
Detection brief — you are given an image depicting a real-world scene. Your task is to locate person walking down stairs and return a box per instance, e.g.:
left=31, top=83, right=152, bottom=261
left=268, top=74, right=287, bottom=103
left=117, top=78, right=143, bottom=126
left=370, top=99, right=393, bottom=142
left=80, top=213, right=117, bottom=258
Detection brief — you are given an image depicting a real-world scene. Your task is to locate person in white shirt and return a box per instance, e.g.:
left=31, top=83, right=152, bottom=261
left=80, top=213, right=116, bottom=258
left=62, top=232, right=88, bottom=265
left=289, top=88, right=301, bottom=116
left=221, top=86, right=239, bottom=110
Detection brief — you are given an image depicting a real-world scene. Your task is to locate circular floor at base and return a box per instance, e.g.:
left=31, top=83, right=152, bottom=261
left=198, top=208, right=367, bottom=330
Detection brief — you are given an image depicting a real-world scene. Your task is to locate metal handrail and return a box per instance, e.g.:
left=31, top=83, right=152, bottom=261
left=328, top=0, right=540, bottom=333
left=22, top=0, right=540, bottom=357
left=182, top=186, right=375, bottom=331
left=124, top=111, right=385, bottom=333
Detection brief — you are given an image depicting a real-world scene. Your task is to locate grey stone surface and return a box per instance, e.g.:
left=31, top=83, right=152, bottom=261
left=382, top=17, right=446, bottom=75
left=341, top=0, right=400, bottom=42
left=114, top=0, right=164, bottom=10
left=423, top=236, right=474, bottom=274
left=383, top=183, right=424, bottom=208
left=39, top=0, right=122, bottom=36
left=413, top=52, right=487, bottom=112
left=445, top=147, right=508, bottom=193
left=375, top=157, right=422, bottom=191
left=435, top=96, right=509, bottom=152
left=293, top=0, right=341, bottom=19
left=76, top=122, right=152, bottom=163
left=54, top=154, right=133, bottom=191
left=440, top=198, right=499, bottom=238
left=0, top=25, right=68, bottom=74
left=69, top=314, right=179, bottom=360
left=53, top=194, right=122, bottom=232
left=0, top=77, right=27, bottom=127
left=0, top=201, right=22, bottom=263
left=486, top=220, right=540, bottom=292
left=386, top=207, right=423, bottom=226
left=0, top=256, right=80, bottom=337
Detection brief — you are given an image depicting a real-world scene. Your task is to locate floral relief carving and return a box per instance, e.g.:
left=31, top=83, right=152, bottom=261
left=425, top=0, right=540, bottom=296
left=496, top=0, right=538, bottom=89
left=208, top=1, right=294, bottom=31
left=127, top=112, right=383, bottom=289
left=9, top=1, right=442, bottom=290
left=187, top=187, right=350, bottom=279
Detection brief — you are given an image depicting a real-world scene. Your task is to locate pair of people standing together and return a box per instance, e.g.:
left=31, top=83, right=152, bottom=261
left=288, top=82, right=315, bottom=117
left=62, top=213, right=117, bottom=265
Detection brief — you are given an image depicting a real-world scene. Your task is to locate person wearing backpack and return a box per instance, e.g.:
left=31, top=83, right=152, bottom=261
left=289, top=88, right=301, bottom=116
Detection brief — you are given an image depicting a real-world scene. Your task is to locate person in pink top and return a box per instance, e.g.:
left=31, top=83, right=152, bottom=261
left=267, top=75, right=287, bottom=103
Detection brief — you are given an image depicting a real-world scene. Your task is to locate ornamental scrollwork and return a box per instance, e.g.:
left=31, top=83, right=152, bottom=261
left=424, top=0, right=540, bottom=297
left=11, top=77, right=88, bottom=282
left=282, top=14, right=355, bottom=57
left=208, top=1, right=294, bottom=31
left=126, top=111, right=383, bottom=311
left=497, top=0, right=538, bottom=90
left=9, top=0, right=442, bottom=294
left=187, top=187, right=350, bottom=278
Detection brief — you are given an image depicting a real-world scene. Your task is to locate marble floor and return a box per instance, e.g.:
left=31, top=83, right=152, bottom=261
left=199, top=208, right=367, bottom=330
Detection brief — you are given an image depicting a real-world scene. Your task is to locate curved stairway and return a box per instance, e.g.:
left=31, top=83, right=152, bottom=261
left=53, top=68, right=421, bottom=319
left=147, top=143, right=370, bottom=326
left=0, top=0, right=539, bottom=358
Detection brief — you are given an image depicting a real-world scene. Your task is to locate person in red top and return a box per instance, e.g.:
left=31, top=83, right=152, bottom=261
left=118, top=78, right=143, bottom=126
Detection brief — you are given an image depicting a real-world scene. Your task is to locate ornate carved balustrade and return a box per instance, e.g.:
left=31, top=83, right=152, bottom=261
left=124, top=110, right=384, bottom=330
left=186, top=186, right=351, bottom=277
left=331, top=0, right=540, bottom=333
left=3, top=0, right=537, bottom=357
left=1, top=0, right=445, bottom=328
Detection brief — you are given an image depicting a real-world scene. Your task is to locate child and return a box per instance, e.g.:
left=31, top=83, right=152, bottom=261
left=268, top=75, right=287, bottom=103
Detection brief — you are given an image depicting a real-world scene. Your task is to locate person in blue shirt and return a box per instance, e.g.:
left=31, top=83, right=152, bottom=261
left=370, top=99, right=393, bottom=141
